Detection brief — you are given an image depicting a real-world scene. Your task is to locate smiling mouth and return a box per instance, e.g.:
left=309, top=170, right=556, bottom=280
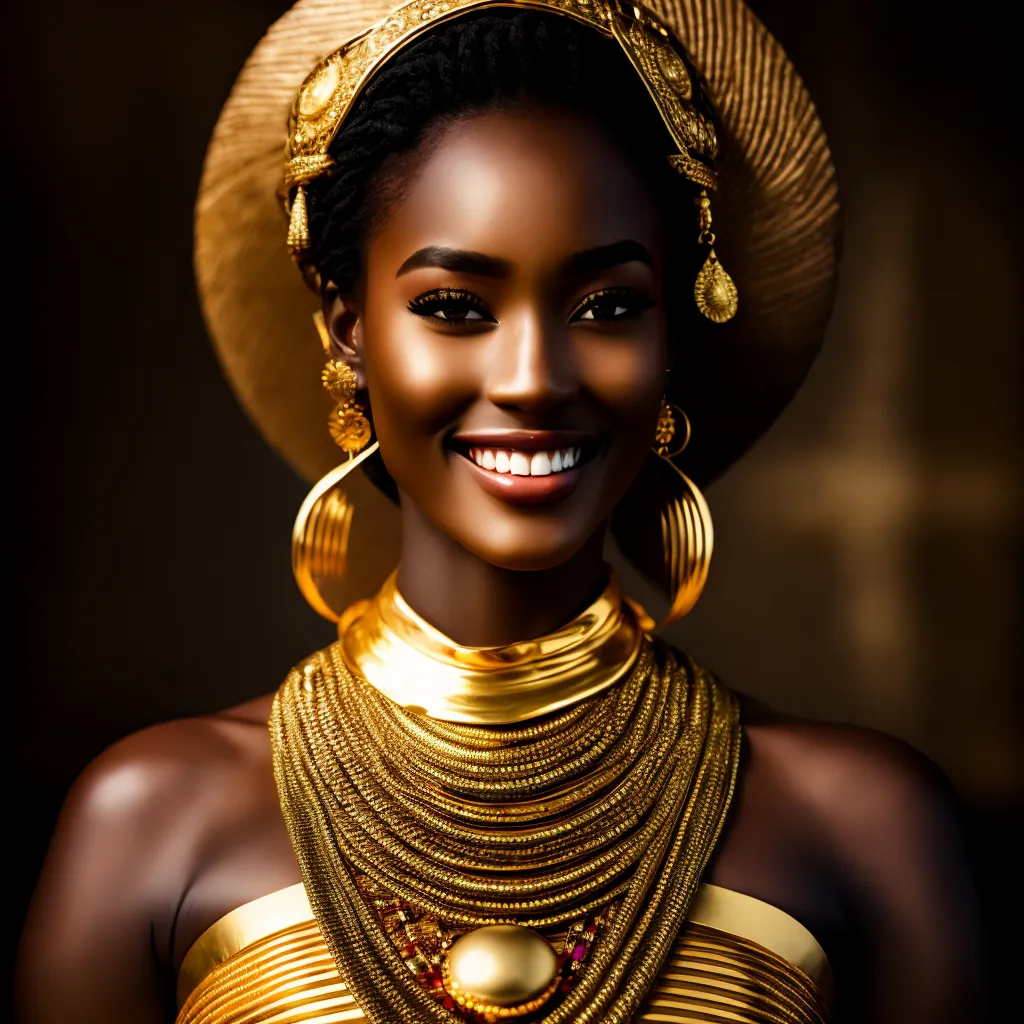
left=449, top=433, right=600, bottom=507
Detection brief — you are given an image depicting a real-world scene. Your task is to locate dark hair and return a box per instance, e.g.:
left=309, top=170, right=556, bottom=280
left=307, top=10, right=712, bottom=593
left=307, top=9, right=708, bottom=314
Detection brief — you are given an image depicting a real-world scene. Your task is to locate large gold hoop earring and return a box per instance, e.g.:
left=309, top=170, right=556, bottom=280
left=654, top=464, right=713, bottom=628
left=293, top=313, right=376, bottom=621
left=292, top=442, right=380, bottom=622
left=651, top=399, right=713, bottom=627
left=616, top=399, right=713, bottom=630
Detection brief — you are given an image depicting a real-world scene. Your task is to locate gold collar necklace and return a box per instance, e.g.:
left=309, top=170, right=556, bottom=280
left=338, top=570, right=643, bottom=724
left=337, top=573, right=638, bottom=724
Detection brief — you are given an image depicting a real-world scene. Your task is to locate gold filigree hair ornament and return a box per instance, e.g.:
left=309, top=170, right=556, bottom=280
left=282, top=0, right=736, bottom=324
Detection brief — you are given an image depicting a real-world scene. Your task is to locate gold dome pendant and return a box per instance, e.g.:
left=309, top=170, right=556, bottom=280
left=442, top=925, right=560, bottom=1020
left=694, top=248, right=739, bottom=323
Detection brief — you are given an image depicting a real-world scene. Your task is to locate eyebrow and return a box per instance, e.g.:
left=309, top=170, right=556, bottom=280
left=395, top=240, right=655, bottom=279
left=396, top=246, right=510, bottom=278
left=563, top=240, right=655, bottom=277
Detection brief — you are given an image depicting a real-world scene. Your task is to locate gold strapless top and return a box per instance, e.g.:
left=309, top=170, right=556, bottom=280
left=177, top=883, right=832, bottom=1023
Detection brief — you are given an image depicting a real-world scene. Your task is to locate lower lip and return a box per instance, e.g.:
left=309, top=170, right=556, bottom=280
left=458, top=454, right=583, bottom=506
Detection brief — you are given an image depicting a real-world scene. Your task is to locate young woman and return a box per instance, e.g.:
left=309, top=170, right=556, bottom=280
left=16, top=1, right=984, bottom=1022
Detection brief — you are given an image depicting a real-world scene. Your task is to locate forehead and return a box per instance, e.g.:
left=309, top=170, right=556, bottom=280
left=368, top=110, right=663, bottom=272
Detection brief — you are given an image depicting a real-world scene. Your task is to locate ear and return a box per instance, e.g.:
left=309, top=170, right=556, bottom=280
left=322, top=280, right=367, bottom=389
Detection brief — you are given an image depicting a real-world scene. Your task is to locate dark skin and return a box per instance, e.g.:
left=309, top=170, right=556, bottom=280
left=16, top=111, right=985, bottom=1023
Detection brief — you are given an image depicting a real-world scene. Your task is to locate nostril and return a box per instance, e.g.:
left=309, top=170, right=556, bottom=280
left=487, top=379, right=580, bottom=415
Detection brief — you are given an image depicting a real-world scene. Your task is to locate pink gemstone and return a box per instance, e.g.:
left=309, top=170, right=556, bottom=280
left=572, top=943, right=587, bottom=961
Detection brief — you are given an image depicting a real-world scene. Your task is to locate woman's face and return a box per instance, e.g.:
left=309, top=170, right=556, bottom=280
left=333, top=110, right=668, bottom=572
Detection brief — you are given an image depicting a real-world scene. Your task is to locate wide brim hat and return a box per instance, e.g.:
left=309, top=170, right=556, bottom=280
left=196, top=0, right=840, bottom=532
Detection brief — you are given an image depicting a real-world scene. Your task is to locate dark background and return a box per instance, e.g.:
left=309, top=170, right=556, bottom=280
left=4, top=0, right=1021, bottom=1017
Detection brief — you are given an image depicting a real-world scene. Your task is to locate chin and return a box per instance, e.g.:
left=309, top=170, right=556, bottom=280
left=457, top=515, right=601, bottom=574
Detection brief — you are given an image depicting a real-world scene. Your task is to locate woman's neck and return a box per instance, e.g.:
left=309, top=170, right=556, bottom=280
left=395, top=500, right=609, bottom=648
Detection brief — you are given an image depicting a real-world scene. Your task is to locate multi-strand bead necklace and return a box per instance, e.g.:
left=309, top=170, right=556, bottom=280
left=272, top=628, right=740, bottom=1023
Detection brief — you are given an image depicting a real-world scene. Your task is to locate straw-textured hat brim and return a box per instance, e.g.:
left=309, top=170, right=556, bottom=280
left=195, top=0, right=840, bottom=492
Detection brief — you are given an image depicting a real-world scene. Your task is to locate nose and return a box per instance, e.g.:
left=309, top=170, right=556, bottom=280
left=484, top=312, right=579, bottom=416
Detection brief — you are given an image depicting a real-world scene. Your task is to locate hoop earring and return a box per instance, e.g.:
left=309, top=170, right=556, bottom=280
left=649, top=398, right=714, bottom=628
left=292, top=312, right=375, bottom=621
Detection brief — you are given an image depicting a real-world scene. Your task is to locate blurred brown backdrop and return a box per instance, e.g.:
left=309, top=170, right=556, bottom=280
left=5, top=0, right=1020, bottom=1014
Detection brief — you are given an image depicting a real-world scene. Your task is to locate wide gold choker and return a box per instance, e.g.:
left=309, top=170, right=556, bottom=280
left=338, top=571, right=643, bottom=724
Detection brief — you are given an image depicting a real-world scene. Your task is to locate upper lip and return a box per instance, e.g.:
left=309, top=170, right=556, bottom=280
left=449, top=429, right=598, bottom=450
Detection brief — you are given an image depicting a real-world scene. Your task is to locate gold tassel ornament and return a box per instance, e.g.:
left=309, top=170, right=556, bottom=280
left=287, top=184, right=311, bottom=253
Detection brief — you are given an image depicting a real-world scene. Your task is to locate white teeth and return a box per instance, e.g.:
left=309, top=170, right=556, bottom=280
left=530, top=452, right=552, bottom=476
left=469, top=446, right=586, bottom=476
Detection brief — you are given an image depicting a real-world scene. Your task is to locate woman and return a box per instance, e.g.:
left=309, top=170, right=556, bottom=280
left=16, top=1, right=983, bottom=1022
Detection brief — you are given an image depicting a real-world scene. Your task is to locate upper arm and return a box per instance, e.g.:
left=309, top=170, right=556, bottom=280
left=793, top=726, right=986, bottom=1023
left=15, top=728, right=201, bottom=1024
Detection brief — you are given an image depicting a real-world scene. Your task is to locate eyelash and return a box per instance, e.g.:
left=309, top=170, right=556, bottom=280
left=407, top=287, right=654, bottom=326
left=568, top=287, right=655, bottom=323
left=407, top=289, right=493, bottom=324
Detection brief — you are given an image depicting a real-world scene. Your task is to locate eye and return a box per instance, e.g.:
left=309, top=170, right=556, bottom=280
left=569, top=287, right=654, bottom=324
left=407, top=288, right=496, bottom=326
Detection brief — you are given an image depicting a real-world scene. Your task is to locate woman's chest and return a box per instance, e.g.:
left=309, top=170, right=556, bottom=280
left=168, top=767, right=844, bottom=988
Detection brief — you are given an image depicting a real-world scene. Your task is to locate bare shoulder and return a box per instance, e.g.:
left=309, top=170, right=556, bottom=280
left=737, top=704, right=985, bottom=1021
left=741, top=708, right=965, bottom=858
left=16, top=694, right=278, bottom=1023
left=61, top=693, right=276, bottom=845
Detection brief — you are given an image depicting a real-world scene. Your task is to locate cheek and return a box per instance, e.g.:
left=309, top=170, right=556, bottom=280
left=578, top=328, right=667, bottom=440
left=360, top=299, right=478, bottom=474
left=365, top=304, right=457, bottom=416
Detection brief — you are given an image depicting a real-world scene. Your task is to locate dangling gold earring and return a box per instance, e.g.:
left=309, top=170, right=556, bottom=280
left=314, top=310, right=372, bottom=455
left=693, top=189, right=738, bottom=323
left=292, top=311, right=378, bottom=622
left=649, top=397, right=714, bottom=627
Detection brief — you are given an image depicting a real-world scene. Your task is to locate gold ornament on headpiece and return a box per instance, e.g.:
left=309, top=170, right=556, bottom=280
left=693, top=189, right=738, bottom=323
left=280, top=0, right=736, bottom=323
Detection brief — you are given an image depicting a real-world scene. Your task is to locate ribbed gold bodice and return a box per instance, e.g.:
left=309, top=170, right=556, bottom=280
left=177, top=883, right=831, bottom=1023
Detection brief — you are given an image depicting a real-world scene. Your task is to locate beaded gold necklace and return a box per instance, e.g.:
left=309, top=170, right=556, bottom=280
left=271, top=583, right=741, bottom=1023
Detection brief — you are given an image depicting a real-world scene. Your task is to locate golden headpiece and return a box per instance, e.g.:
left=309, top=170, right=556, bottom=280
left=281, top=0, right=737, bottom=322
